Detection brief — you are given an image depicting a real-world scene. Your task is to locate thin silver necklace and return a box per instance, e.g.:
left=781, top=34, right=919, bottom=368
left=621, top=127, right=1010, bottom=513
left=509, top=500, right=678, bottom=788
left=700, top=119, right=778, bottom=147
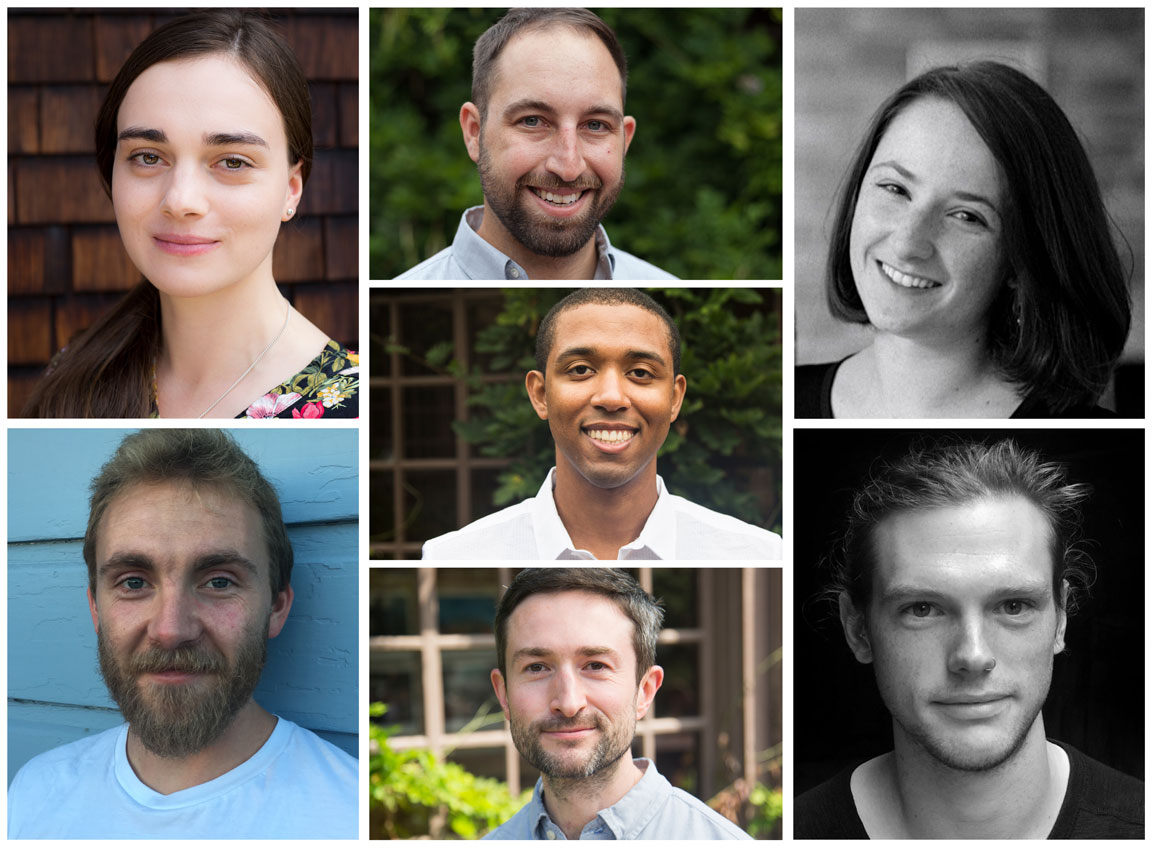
left=197, top=299, right=291, bottom=418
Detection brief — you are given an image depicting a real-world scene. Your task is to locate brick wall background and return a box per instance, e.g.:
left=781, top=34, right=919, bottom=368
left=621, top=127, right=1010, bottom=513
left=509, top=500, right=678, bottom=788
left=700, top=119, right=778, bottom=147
left=795, top=8, right=1145, bottom=369
left=8, top=8, right=359, bottom=416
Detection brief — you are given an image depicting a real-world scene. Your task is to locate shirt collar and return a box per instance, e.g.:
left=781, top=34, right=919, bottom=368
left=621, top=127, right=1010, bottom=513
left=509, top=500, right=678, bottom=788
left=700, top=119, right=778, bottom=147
left=456, top=206, right=617, bottom=280
left=531, top=468, right=676, bottom=560
left=530, top=758, right=670, bottom=840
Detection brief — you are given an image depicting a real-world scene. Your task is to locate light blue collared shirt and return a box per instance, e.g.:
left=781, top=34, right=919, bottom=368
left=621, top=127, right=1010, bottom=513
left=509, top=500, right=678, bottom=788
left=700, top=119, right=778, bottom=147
left=395, top=207, right=678, bottom=280
left=485, top=758, right=751, bottom=840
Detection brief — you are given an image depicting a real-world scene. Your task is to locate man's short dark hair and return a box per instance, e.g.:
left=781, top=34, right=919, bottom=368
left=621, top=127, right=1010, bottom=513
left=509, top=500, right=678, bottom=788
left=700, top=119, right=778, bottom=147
left=83, top=430, right=293, bottom=599
left=494, top=568, right=664, bottom=684
left=535, top=288, right=682, bottom=375
left=831, top=438, right=1094, bottom=616
left=472, top=8, right=628, bottom=120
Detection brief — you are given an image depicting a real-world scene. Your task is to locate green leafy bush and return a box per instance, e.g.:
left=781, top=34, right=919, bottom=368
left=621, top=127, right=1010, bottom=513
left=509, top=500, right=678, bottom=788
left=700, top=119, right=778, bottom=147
left=369, top=9, right=782, bottom=279
left=369, top=704, right=529, bottom=839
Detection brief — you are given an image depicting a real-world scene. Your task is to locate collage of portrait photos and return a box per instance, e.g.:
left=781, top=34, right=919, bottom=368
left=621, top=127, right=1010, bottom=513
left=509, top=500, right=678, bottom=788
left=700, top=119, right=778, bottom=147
left=3, top=3, right=1145, bottom=843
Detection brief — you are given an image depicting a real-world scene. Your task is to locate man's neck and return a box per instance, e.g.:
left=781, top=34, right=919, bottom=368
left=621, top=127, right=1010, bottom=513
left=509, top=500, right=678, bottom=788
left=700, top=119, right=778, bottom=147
left=542, top=755, right=646, bottom=840
left=551, top=461, right=660, bottom=559
left=853, top=718, right=1070, bottom=838
left=125, top=700, right=278, bottom=795
left=475, top=203, right=600, bottom=280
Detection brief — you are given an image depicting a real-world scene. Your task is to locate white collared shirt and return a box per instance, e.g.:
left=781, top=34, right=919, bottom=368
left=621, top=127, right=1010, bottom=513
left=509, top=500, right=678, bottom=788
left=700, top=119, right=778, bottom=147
left=422, top=468, right=781, bottom=560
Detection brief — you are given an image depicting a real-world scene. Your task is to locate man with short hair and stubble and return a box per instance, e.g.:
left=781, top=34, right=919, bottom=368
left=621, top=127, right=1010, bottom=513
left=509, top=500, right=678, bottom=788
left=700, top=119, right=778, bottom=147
left=486, top=568, right=750, bottom=839
left=397, top=8, right=676, bottom=280
left=7, top=429, right=357, bottom=839
left=423, top=288, right=781, bottom=560
left=795, top=439, right=1144, bottom=839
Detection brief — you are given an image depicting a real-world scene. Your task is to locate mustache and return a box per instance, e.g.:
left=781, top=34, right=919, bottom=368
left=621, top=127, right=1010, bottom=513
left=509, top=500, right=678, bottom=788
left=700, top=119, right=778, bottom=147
left=129, top=645, right=226, bottom=675
left=517, top=173, right=603, bottom=193
left=534, top=715, right=604, bottom=733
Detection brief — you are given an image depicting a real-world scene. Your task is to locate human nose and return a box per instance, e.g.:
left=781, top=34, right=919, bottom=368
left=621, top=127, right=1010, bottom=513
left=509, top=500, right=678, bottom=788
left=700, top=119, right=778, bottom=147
left=545, top=126, right=586, bottom=184
left=947, top=615, right=996, bottom=676
left=161, top=163, right=209, bottom=218
left=889, top=206, right=936, bottom=262
left=590, top=368, right=630, bottom=412
left=147, top=586, right=202, bottom=649
left=550, top=665, right=588, bottom=717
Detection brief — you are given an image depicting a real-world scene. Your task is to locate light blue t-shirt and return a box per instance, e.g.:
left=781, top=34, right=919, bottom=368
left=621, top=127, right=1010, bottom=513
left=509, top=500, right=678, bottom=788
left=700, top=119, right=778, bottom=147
left=395, top=207, right=678, bottom=280
left=8, top=717, right=358, bottom=839
left=485, top=758, right=751, bottom=840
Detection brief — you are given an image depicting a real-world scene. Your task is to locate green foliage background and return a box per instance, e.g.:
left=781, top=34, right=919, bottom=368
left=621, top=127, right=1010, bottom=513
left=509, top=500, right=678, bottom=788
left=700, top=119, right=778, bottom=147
left=369, top=8, right=783, bottom=279
left=437, top=288, right=782, bottom=532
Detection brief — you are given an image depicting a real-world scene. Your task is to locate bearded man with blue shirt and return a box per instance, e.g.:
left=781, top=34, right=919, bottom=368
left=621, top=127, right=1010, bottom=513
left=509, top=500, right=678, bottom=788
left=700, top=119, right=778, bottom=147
left=396, top=8, right=675, bottom=281
left=422, top=288, right=781, bottom=560
left=486, top=568, right=750, bottom=840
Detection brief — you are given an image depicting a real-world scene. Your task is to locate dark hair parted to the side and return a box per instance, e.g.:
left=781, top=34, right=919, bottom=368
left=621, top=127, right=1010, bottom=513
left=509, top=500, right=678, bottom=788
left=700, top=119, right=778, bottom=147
left=830, top=439, right=1094, bottom=617
left=494, top=568, right=664, bottom=684
left=23, top=10, right=312, bottom=418
left=535, top=288, right=682, bottom=374
left=472, top=8, right=628, bottom=120
left=826, top=61, right=1131, bottom=414
left=83, top=430, right=293, bottom=600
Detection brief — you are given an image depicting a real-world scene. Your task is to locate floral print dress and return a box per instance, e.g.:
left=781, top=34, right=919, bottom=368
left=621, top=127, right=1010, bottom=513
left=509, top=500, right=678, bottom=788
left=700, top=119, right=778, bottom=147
left=149, top=340, right=359, bottom=419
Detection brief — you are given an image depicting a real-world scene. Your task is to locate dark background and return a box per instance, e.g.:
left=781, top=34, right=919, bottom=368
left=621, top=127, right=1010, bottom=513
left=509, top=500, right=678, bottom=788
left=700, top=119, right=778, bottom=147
left=793, top=428, right=1145, bottom=795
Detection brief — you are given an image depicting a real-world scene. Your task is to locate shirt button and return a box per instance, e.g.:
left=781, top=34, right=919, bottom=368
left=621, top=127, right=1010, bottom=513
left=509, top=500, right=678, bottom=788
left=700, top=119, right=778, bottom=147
left=545, top=830, right=556, bottom=840
left=509, top=267, right=521, bottom=279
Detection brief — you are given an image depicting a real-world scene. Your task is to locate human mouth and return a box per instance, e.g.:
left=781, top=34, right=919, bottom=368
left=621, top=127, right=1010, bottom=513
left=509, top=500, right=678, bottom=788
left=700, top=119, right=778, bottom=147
left=879, top=261, right=941, bottom=289
left=153, top=233, right=220, bottom=256
left=530, top=187, right=586, bottom=206
left=934, top=694, right=1011, bottom=719
left=583, top=425, right=637, bottom=451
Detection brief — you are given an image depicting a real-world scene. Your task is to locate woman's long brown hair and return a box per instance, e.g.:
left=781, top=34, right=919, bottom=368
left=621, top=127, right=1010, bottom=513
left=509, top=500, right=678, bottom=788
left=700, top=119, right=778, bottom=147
left=22, top=10, right=312, bottom=418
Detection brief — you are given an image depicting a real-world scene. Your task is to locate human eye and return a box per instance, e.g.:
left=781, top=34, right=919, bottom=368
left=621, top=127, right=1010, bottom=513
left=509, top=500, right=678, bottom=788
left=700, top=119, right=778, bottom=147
left=951, top=208, right=988, bottom=227
left=128, top=151, right=164, bottom=168
left=585, top=661, right=610, bottom=672
left=117, top=576, right=149, bottom=592
left=519, top=115, right=543, bottom=128
left=205, top=576, right=235, bottom=591
left=215, top=156, right=253, bottom=172
left=900, top=601, right=939, bottom=619
left=524, top=662, right=548, bottom=674
left=567, top=364, right=594, bottom=376
left=876, top=181, right=909, bottom=199
left=585, top=119, right=610, bottom=132
left=629, top=367, right=654, bottom=380
left=999, top=598, right=1036, bottom=617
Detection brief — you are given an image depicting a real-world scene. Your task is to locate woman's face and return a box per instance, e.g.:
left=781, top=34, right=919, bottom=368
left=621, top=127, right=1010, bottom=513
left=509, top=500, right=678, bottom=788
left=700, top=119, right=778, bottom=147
left=112, top=55, right=302, bottom=299
left=849, top=97, right=1010, bottom=344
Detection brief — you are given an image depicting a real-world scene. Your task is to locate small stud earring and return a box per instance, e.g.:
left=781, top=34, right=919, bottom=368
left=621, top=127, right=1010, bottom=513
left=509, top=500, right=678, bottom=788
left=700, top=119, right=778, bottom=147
left=286, top=208, right=294, bottom=218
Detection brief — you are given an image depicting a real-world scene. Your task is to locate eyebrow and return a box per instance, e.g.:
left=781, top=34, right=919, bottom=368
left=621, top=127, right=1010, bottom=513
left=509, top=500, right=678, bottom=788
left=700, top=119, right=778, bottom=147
left=117, top=127, right=269, bottom=149
left=555, top=346, right=668, bottom=367
left=511, top=646, right=621, bottom=663
left=868, top=159, right=1001, bottom=215
left=879, top=580, right=1051, bottom=605
left=98, top=550, right=260, bottom=580
left=502, top=98, right=624, bottom=126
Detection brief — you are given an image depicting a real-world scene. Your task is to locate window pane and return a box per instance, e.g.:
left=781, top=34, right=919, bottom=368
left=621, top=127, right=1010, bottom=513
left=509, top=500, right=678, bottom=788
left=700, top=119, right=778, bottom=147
left=655, top=731, right=701, bottom=796
left=402, top=384, right=457, bottom=459
left=442, top=649, right=504, bottom=733
left=368, top=296, right=392, bottom=378
left=447, top=747, right=509, bottom=783
left=396, top=299, right=453, bottom=377
left=370, top=650, right=423, bottom=736
left=405, top=470, right=457, bottom=540
left=438, top=569, right=501, bottom=635
left=370, top=568, right=418, bottom=636
left=656, top=642, right=700, bottom=718
left=654, top=568, right=699, bottom=628
left=369, top=470, right=395, bottom=551
left=370, top=383, right=393, bottom=462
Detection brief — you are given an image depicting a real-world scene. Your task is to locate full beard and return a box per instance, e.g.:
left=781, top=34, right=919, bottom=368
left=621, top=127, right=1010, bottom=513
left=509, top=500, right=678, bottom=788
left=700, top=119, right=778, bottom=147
left=478, top=143, right=624, bottom=259
left=97, top=617, right=269, bottom=759
left=511, top=711, right=635, bottom=783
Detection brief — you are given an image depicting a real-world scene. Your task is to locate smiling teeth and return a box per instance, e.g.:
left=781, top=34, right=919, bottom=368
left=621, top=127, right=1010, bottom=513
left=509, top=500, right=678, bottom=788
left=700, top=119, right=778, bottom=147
left=534, top=189, right=582, bottom=205
left=881, top=261, right=941, bottom=289
left=587, top=429, right=634, bottom=443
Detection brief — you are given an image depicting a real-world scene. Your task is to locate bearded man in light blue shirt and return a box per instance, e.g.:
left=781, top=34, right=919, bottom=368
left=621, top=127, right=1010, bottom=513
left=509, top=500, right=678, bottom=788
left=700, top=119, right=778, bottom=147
left=396, top=8, right=676, bottom=281
left=486, top=568, right=751, bottom=840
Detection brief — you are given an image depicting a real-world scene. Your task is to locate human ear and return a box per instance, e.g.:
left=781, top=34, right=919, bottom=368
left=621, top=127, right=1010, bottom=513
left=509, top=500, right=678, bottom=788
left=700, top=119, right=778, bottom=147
left=839, top=592, right=873, bottom=664
left=460, top=102, right=483, bottom=163
left=491, top=668, right=510, bottom=720
left=88, top=586, right=100, bottom=634
left=621, top=115, right=636, bottom=155
left=634, top=664, right=663, bottom=719
left=282, top=161, right=304, bottom=221
left=1053, top=578, right=1069, bottom=655
left=525, top=370, right=548, bottom=421
left=267, top=584, right=294, bottom=639
left=669, top=374, right=687, bottom=422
